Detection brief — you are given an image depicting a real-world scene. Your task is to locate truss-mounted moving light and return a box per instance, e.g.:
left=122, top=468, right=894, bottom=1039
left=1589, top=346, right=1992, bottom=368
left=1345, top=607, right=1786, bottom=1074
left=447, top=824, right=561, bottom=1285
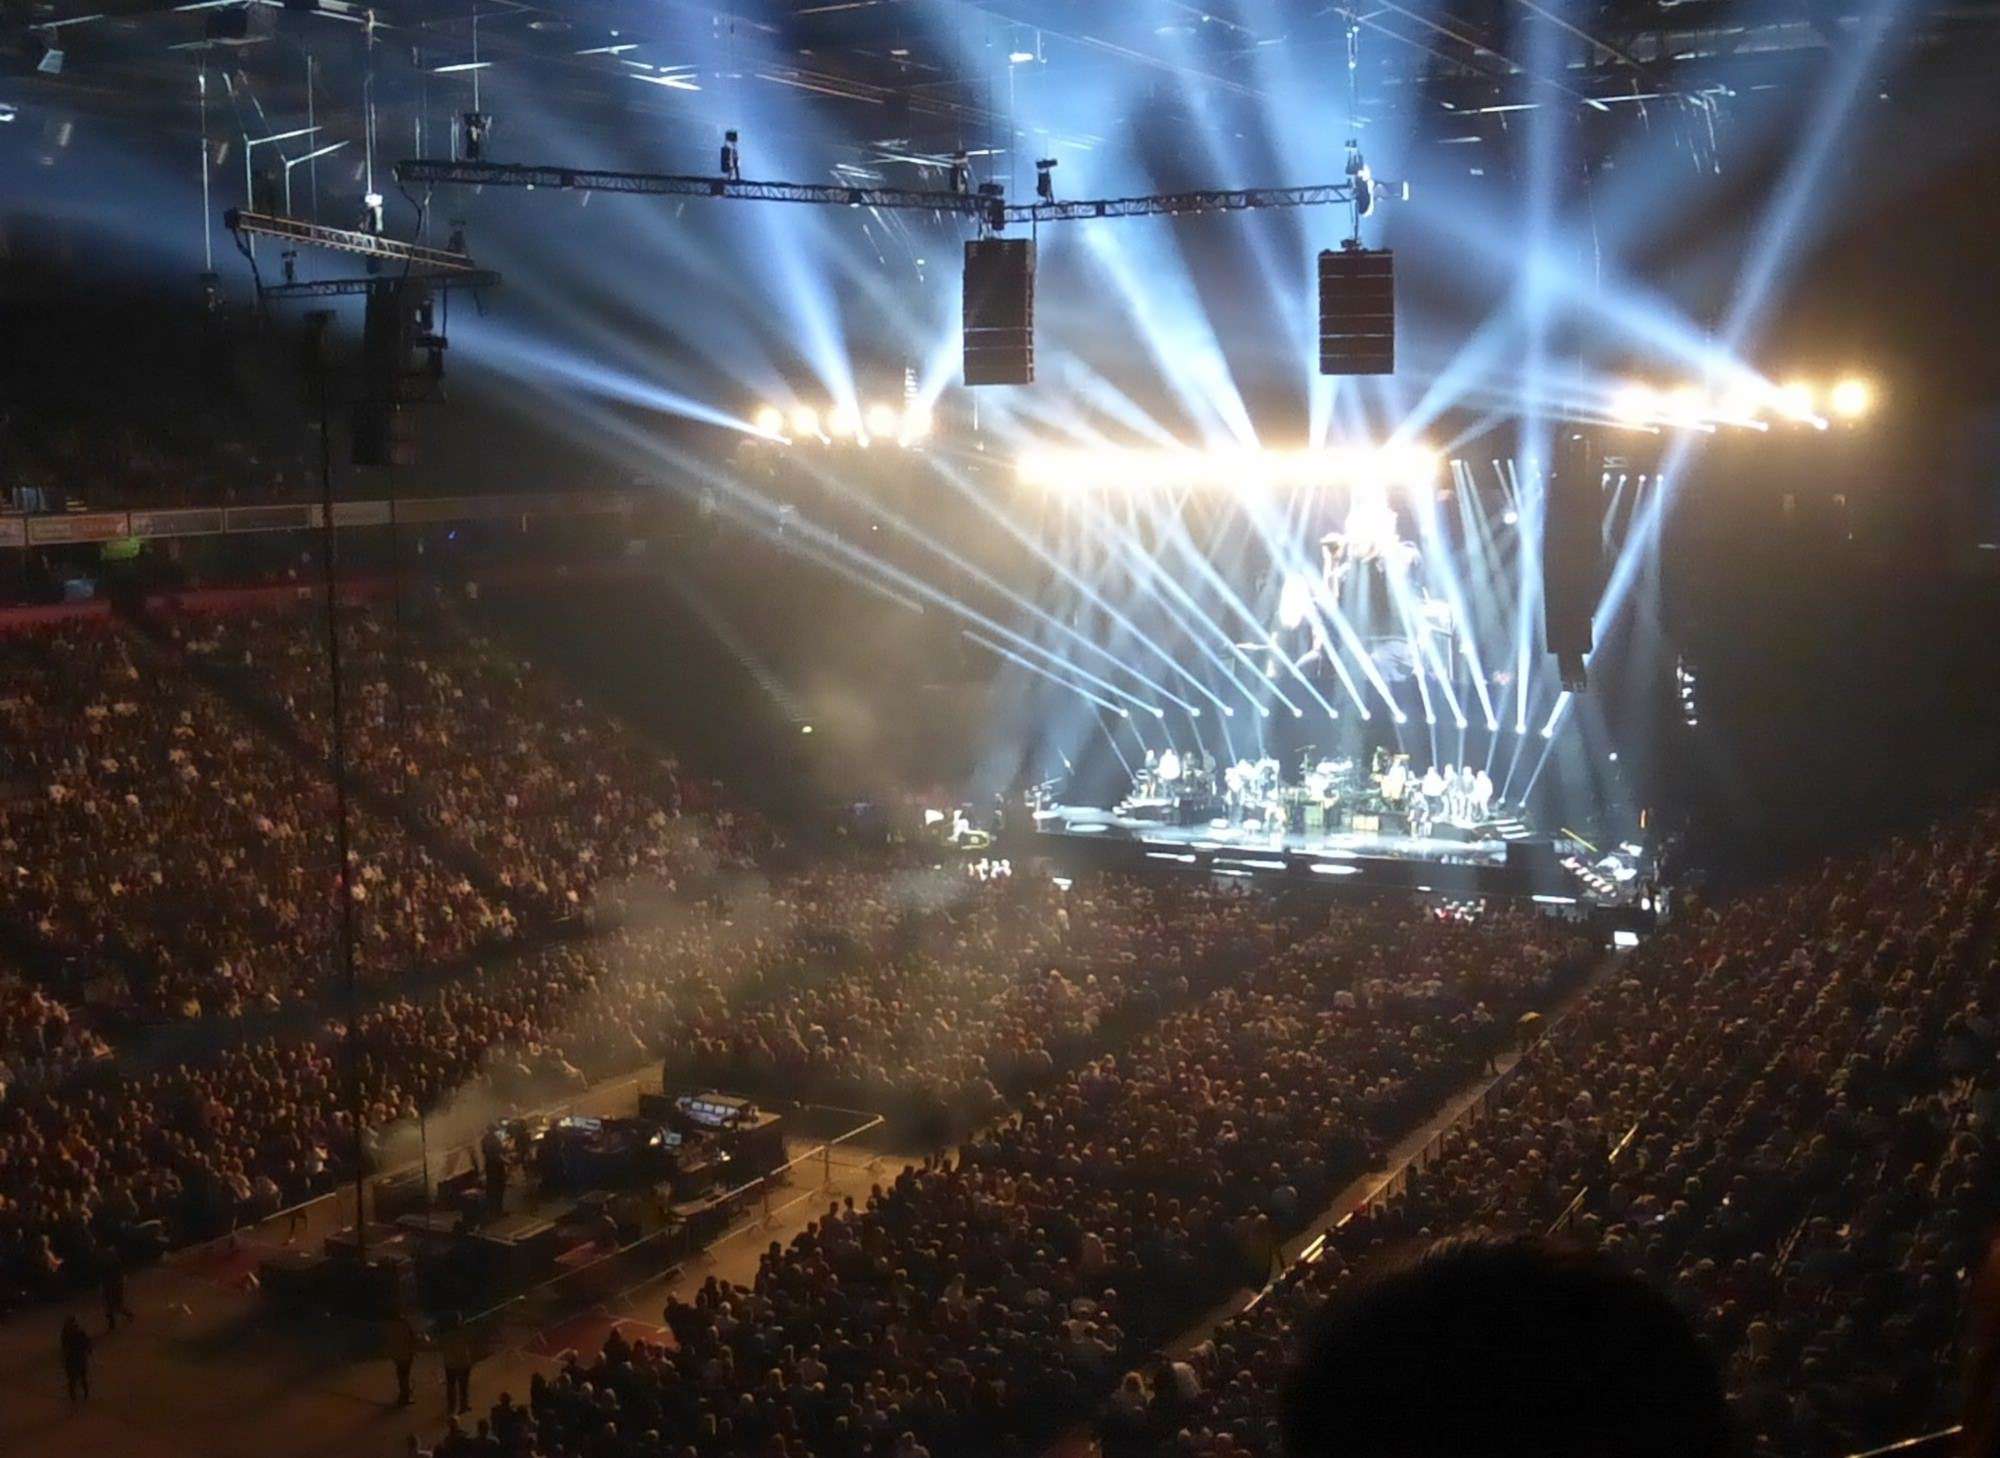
left=755, top=399, right=933, bottom=448
left=1610, top=374, right=1880, bottom=432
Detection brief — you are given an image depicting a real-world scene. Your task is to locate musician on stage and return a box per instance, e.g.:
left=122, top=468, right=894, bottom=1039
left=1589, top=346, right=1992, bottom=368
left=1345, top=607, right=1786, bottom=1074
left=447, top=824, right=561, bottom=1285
left=1420, top=762, right=1445, bottom=816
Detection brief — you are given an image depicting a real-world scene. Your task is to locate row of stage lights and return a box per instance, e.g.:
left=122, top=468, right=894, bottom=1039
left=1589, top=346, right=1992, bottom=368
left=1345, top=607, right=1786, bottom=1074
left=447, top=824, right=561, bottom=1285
left=1015, top=443, right=1443, bottom=493
left=752, top=401, right=935, bottom=448
left=1609, top=375, right=1877, bottom=432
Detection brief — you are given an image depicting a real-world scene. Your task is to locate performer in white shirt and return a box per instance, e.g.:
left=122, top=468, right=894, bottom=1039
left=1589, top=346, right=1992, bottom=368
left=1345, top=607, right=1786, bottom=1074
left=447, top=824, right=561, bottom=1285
left=1472, top=768, right=1494, bottom=820
left=1420, top=763, right=1445, bottom=817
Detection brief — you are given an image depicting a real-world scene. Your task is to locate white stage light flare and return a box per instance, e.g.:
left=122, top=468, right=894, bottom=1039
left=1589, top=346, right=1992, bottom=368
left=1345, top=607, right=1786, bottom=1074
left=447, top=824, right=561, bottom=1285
left=865, top=402, right=900, bottom=438
left=1611, top=384, right=1657, bottom=426
left=827, top=405, right=858, bottom=438
left=753, top=405, right=786, bottom=437
left=1828, top=377, right=1874, bottom=419
left=1773, top=381, right=1817, bottom=419
left=791, top=406, right=821, bottom=437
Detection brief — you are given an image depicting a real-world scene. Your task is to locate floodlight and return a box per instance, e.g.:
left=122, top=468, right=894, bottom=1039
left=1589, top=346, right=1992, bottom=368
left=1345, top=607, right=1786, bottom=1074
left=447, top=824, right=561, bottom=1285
left=753, top=405, right=786, bottom=437
left=826, top=405, right=858, bottom=438
left=790, top=406, right=821, bottom=437
left=1828, top=377, right=1873, bottom=419
left=865, top=402, right=899, bottom=438
left=899, top=405, right=933, bottom=441
left=1610, top=384, right=1656, bottom=426
left=1773, top=381, right=1816, bottom=419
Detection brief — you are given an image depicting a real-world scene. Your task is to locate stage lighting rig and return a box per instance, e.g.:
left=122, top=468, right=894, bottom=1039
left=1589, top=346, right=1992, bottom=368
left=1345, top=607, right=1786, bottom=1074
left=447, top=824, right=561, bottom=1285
left=1035, top=159, right=1057, bottom=203
left=1607, top=374, right=1879, bottom=432
left=756, top=399, right=932, bottom=448
left=949, top=150, right=971, bottom=196
left=720, top=129, right=742, bottom=182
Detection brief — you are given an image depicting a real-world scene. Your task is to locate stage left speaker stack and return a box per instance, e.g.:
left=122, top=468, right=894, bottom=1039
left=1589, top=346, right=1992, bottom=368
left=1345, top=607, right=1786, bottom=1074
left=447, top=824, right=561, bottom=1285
left=1318, top=244, right=1395, bottom=376
left=962, top=238, right=1035, bottom=386
left=352, top=277, right=438, bottom=467
left=1543, top=427, right=1604, bottom=692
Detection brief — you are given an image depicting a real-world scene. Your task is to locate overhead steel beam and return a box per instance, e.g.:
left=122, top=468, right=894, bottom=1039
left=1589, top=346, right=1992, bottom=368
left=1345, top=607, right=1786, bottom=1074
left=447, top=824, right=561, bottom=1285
left=394, top=158, right=1359, bottom=225
left=258, top=269, right=503, bottom=299
left=223, top=208, right=484, bottom=271
left=396, top=158, right=992, bottom=214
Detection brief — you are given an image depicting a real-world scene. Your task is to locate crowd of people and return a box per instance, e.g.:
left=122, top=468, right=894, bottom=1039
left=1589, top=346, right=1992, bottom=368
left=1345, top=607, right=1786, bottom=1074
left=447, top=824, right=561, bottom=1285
left=0, top=600, right=750, bottom=1037
left=6, top=592, right=1999, bottom=1458
left=1171, top=808, right=2000, bottom=1458
left=420, top=901, right=1587, bottom=1458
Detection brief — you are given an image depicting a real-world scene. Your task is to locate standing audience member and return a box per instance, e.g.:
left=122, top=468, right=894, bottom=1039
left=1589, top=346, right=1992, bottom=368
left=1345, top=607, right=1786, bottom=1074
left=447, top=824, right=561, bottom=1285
left=60, top=1314, right=93, bottom=1402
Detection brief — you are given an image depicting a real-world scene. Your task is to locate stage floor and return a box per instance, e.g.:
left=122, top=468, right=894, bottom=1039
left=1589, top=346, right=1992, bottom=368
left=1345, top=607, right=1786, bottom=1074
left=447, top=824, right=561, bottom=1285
left=1035, top=804, right=1519, bottom=866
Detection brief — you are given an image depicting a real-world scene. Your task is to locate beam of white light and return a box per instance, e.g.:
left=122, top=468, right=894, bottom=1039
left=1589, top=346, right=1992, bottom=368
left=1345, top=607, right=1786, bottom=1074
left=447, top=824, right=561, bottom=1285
left=1073, top=486, right=1297, bottom=718
left=1721, top=0, right=1916, bottom=352
left=1142, top=487, right=1344, bottom=720
left=776, top=449, right=1205, bottom=715
left=963, top=630, right=1135, bottom=718
left=928, top=457, right=1239, bottom=716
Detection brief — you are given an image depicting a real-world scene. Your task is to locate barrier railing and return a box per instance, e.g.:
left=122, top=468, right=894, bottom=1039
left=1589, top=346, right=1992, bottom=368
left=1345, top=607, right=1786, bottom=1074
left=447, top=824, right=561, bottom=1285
left=1843, top=1426, right=1962, bottom=1458
left=1235, top=954, right=1613, bottom=1316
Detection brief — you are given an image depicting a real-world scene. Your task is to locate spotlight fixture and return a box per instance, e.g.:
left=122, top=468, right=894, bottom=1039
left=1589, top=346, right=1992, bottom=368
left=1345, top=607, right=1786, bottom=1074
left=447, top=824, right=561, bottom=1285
left=1609, top=373, right=1877, bottom=431
left=756, top=399, right=935, bottom=451
left=720, top=128, right=741, bottom=181
left=948, top=150, right=971, bottom=196
left=1828, top=377, right=1874, bottom=419
left=1035, top=158, right=1057, bottom=203
left=34, top=31, right=64, bottom=74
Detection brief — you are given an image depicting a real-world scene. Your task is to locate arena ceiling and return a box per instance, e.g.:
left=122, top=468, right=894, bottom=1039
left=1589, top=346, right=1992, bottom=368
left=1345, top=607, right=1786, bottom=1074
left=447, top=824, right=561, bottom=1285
left=7, top=0, right=1997, bottom=173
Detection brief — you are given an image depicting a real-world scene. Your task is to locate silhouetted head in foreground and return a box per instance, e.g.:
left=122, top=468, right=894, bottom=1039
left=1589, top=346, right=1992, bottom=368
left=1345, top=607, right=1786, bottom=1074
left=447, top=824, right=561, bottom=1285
left=1282, top=1235, right=1734, bottom=1458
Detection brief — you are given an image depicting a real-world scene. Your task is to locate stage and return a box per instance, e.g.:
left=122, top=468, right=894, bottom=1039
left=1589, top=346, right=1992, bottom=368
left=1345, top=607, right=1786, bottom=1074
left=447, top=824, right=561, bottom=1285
left=1023, top=802, right=1654, bottom=916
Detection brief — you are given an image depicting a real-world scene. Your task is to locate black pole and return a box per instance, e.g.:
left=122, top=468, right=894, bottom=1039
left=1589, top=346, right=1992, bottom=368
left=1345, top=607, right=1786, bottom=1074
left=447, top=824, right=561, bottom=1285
left=306, top=310, right=369, bottom=1263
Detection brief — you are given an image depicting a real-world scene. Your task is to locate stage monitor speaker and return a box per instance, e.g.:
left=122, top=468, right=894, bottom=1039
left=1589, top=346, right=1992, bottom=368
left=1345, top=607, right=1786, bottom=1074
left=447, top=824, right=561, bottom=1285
left=963, top=238, right=1034, bottom=385
left=1318, top=245, right=1395, bottom=375
left=1542, top=427, right=1604, bottom=690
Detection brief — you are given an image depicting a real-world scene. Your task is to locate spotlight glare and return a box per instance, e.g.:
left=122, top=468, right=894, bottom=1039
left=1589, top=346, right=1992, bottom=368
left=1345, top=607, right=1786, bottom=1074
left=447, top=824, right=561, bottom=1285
left=826, top=405, right=858, bottom=438
left=1222, top=705, right=1236, bottom=717
left=1611, top=384, right=1657, bottom=426
left=791, top=406, right=821, bottom=438
left=1663, top=385, right=1708, bottom=426
left=1501, top=509, right=1519, bottom=526
left=1828, top=377, right=1874, bottom=419
left=865, top=402, right=900, bottom=438
left=753, top=405, right=786, bottom=437
left=1773, top=381, right=1816, bottom=419
left=899, top=405, right=933, bottom=441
